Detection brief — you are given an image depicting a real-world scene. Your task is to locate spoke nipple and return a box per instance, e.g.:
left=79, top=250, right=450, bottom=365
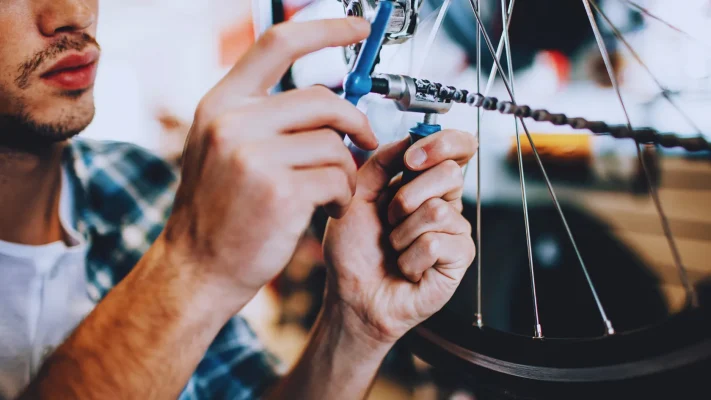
left=535, top=324, right=543, bottom=339
left=605, top=320, right=615, bottom=336
left=475, top=314, right=483, bottom=328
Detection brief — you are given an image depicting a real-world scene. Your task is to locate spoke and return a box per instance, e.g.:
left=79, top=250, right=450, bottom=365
left=467, top=0, right=616, bottom=336
left=618, top=0, right=707, bottom=47
left=475, top=0, right=483, bottom=329
left=464, top=0, right=517, bottom=175
left=498, top=0, right=542, bottom=338
left=462, top=0, right=517, bottom=330
left=393, top=4, right=444, bottom=74
left=582, top=0, right=632, bottom=129
left=484, top=0, right=516, bottom=96
left=464, top=0, right=518, bottom=327
left=413, top=0, right=452, bottom=77
left=590, top=0, right=704, bottom=135
left=464, top=0, right=515, bottom=176
left=583, top=0, right=699, bottom=308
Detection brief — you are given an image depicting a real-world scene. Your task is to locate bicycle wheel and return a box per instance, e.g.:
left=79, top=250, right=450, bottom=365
left=302, top=0, right=711, bottom=397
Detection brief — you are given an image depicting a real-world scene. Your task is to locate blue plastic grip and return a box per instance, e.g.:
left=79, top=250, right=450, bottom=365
left=401, top=122, right=442, bottom=185
left=343, top=1, right=394, bottom=106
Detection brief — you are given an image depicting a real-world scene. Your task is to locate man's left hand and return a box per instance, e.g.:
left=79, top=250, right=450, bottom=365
left=323, top=129, right=478, bottom=346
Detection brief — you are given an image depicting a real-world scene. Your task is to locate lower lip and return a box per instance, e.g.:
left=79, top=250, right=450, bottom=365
left=41, top=62, right=98, bottom=91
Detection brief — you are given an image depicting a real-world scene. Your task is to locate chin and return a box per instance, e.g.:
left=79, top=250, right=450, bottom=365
left=35, top=91, right=96, bottom=135
left=0, top=87, right=96, bottom=152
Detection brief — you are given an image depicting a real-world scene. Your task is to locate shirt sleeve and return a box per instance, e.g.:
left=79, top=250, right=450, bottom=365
left=178, top=316, right=280, bottom=400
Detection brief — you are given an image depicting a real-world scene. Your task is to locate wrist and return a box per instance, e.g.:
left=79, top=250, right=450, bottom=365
left=267, top=290, right=395, bottom=400
left=138, top=234, right=255, bottom=324
left=318, top=288, right=395, bottom=360
left=288, top=295, right=392, bottom=398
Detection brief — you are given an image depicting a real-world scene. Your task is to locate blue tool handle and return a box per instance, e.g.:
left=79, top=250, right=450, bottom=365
left=343, top=1, right=394, bottom=106
left=402, top=122, right=442, bottom=185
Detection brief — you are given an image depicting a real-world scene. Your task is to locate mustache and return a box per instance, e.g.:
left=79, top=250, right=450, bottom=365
left=15, top=33, right=100, bottom=90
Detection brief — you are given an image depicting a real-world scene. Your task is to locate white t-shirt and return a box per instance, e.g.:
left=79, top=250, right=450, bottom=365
left=0, top=168, right=94, bottom=399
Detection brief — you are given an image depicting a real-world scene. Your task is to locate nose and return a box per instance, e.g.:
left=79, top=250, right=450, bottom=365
left=36, top=0, right=95, bottom=37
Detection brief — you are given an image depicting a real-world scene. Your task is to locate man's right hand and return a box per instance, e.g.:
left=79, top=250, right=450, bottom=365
left=162, top=17, right=377, bottom=311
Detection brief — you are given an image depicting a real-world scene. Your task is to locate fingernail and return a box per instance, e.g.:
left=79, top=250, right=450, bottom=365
left=406, top=147, right=427, bottom=167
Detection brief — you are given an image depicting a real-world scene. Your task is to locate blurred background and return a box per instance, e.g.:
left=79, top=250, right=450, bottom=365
left=86, top=0, right=711, bottom=398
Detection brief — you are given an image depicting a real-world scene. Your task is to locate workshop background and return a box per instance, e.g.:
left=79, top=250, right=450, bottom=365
left=85, top=0, right=711, bottom=398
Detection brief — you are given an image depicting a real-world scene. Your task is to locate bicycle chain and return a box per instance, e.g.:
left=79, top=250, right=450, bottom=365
left=407, top=78, right=710, bottom=153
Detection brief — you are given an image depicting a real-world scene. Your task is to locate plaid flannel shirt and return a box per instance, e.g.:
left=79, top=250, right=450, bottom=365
left=62, top=138, right=279, bottom=399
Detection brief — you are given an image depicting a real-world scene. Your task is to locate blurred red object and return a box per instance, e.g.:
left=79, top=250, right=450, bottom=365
left=219, top=17, right=255, bottom=68
left=545, top=50, right=571, bottom=85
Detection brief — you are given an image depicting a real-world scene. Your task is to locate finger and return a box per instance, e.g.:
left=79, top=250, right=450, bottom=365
left=388, top=160, right=464, bottom=225
left=296, top=167, right=353, bottom=218
left=450, top=198, right=464, bottom=213
left=242, top=86, right=378, bottom=150
left=404, top=129, right=478, bottom=172
left=397, top=232, right=475, bottom=283
left=255, top=129, right=357, bottom=193
left=356, top=137, right=411, bottom=201
left=224, top=18, right=370, bottom=95
left=390, top=198, right=471, bottom=252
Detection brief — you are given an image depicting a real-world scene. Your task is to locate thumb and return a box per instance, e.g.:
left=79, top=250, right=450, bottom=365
left=356, top=137, right=411, bottom=201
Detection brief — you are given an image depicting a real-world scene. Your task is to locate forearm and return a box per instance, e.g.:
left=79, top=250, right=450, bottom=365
left=267, top=292, right=392, bottom=400
left=18, top=237, right=250, bottom=400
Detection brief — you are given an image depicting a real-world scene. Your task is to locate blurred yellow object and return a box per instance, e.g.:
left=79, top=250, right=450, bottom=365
left=507, top=133, right=592, bottom=165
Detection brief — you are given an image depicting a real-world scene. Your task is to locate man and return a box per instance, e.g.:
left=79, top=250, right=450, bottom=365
left=0, top=1, right=477, bottom=399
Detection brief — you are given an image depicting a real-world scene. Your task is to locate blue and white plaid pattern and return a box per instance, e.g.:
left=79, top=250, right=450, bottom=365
left=63, top=138, right=278, bottom=399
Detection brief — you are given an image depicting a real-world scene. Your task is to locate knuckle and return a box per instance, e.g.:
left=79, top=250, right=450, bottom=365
left=393, top=191, right=414, bottom=216
left=326, top=166, right=346, bottom=183
left=465, top=130, right=478, bottom=152
left=333, top=168, right=352, bottom=195
left=442, top=159, right=462, bottom=180
left=326, top=130, right=349, bottom=156
left=230, top=146, right=268, bottom=185
left=451, top=199, right=464, bottom=213
left=194, top=98, right=210, bottom=123
left=343, top=149, right=357, bottom=175
left=421, top=233, right=440, bottom=258
left=229, top=146, right=252, bottom=171
left=204, top=116, right=225, bottom=140
left=339, top=150, right=357, bottom=181
left=389, top=231, right=401, bottom=250
left=260, top=24, right=291, bottom=51
left=397, top=255, right=412, bottom=275
left=468, top=238, right=477, bottom=262
left=204, top=113, right=241, bottom=146
left=203, top=120, right=224, bottom=149
left=425, top=198, right=450, bottom=223
left=230, top=147, right=281, bottom=201
left=355, top=107, right=371, bottom=128
left=309, top=85, right=337, bottom=99
left=318, top=168, right=352, bottom=205
left=462, top=217, right=473, bottom=235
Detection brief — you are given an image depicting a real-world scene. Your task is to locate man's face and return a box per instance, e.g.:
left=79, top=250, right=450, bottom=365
left=0, top=0, right=100, bottom=150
